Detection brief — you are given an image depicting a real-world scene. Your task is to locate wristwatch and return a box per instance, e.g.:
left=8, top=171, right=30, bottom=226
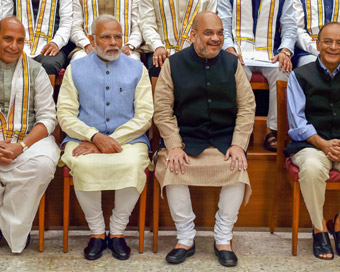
left=126, top=44, right=135, bottom=51
left=20, top=141, right=28, bottom=152
left=280, top=49, right=291, bottom=57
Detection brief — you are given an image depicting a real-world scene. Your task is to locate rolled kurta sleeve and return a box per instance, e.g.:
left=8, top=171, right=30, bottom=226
left=111, top=66, right=153, bottom=145
left=153, top=59, right=183, bottom=150
left=138, top=0, right=165, bottom=52
left=51, top=0, right=72, bottom=49
left=70, top=0, right=91, bottom=49
left=231, top=61, right=256, bottom=151
left=33, top=68, right=58, bottom=134
left=57, top=65, right=99, bottom=141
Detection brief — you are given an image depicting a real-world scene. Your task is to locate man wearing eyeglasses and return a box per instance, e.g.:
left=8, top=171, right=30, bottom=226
left=286, top=22, right=340, bottom=260
left=293, top=0, right=340, bottom=67
left=57, top=14, right=153, bottom=261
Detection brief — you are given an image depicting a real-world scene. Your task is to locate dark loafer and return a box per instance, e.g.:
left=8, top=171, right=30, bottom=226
left=0, top=230, right=2, bottom=241
left=214, top=243, right=238, bottom=267
left=312, top=229, right=334, bottom=260
left=327, top=214, right=340, bottom=256
left=166, top=241, right=195, bottom=264
left=107, top=236, right=131, bottom=260
left=84, top=237, right=107, bottom=260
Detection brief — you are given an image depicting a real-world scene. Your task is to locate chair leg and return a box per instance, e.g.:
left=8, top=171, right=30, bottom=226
left=153, top=179, right=160, bottom=253
left=63, top=177, right=71, bottom=253
left=270, top=168, right=283, bottom=233
left=292, top=181, right=300, bottom=256
left=38, top=193, right=46, bottom=252
left=139, top=179, right=147, bottom=253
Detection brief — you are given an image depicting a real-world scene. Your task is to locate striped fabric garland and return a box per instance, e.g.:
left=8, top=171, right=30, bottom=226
left=82, top=0, right=132, bottom=44
left=232, top=0, right=279, bottom=61
left=304, top=0, right=340, bottom=40
left=158, top=0, right=201, bottom=55
left=16, top=0, right=58, bottom=57
left=0, top=52, right=31, bottom=143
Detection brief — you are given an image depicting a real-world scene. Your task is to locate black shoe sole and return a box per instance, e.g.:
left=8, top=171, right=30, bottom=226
left=214, top=247, right=237, bottom=267
left=84, top=252, right=103, bottom=261
left=111, top=251, right=130, bottom=261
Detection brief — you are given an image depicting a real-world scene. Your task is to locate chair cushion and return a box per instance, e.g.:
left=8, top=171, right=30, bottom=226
left=285, top=157, right=340, bottom=182
left=63, top=166, right=72, bottom=177
left=250, top=72, right=268, bottom=83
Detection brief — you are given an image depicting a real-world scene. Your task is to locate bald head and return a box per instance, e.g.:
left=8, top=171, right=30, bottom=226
left=0, top=17, right=26, bottom=63
left=190, top=11, right=224, bottom=59
left=192, top=11, right=222, bottom=32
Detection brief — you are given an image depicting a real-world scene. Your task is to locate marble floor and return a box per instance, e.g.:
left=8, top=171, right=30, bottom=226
left=0, top=230, right=340, bottom=272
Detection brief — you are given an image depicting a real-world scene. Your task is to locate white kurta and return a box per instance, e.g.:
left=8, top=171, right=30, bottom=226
left=0, top=58, right=59, bottom=253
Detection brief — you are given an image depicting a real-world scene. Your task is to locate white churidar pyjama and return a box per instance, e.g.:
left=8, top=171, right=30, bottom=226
left=166, top=182, right=245, bottom=247
left=75, top=187, right=140, bottom=235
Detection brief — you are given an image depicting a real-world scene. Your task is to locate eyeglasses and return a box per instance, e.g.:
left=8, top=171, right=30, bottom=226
left=319, top=39, right=340, bottom=48
left=92, top=33, right=123, bottom=43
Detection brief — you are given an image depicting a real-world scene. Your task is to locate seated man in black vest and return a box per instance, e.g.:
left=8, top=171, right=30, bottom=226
left=153, top=11, right=255, bottom=267
left=286, top=22, right=340, bottom=260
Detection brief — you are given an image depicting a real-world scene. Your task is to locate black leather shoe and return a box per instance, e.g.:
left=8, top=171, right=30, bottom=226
left=166, top=241, right=195, bottom=264
left=327, top=214, right=340, bottom=256
left=214, top=243, right=238, bottom=267
left=0, top=230, right=2, bottom=241
left=312, top=229, right=334, bottom=260
left=107, top=236, right=131, bottom=260
left=84, top=237, right=107, bottom=260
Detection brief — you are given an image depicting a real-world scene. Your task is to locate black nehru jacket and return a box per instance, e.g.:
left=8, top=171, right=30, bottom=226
left=285, top=59, right=340, bottom=156
left=166, top=45, right=239, bottom=156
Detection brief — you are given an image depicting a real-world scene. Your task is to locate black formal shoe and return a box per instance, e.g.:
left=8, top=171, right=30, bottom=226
left=214, top=243, right=238, bottom=267
left=107, top=236, right=131, bottom=260
left=0, top=230, right=2, bottom=241
left=84, top=237, right=107, bottom=260
left=312, top=229, right=334, bottom=260
left=25, top=234, right=31, bottom=249
left=327, top=214, right=340, bottom=256
left=166, top=241, right=195, bottom=264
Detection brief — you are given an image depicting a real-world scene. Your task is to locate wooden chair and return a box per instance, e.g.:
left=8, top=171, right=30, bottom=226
left=250, top=72, right=269, bottom=90
left=36, top=74, right=56, bottom=252
left=274, top=80, right=340, bottom=255
left=62, top=167, right=149, bottom=253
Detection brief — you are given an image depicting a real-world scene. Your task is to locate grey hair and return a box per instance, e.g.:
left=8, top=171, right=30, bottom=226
left=91, top=14, right=120, bottom=34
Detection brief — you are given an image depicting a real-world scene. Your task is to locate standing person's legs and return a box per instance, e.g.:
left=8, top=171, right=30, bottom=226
left=0, top=156, right=56, bottom=253
left=214, top=182, right=245, bottom=267
left=291, top=147, right=333, bottom=259
left=165, top=185, right=196, bottom=264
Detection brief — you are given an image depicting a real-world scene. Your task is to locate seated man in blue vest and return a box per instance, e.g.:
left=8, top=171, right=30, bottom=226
left=57, top=14, right=153, bottom=261
left=286, top=22, right=340, bottom=260
left=293, top=0, right=340, bottom=67
left=154, top=11, right=255, bottom=267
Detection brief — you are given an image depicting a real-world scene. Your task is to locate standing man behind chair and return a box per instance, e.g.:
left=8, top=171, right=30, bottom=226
left=1, top=0, right=72, bottom=75
left=70, top=0, right=143, bottom=61
left=286, top=22, right=340, bottom=260
left=57, top=14, right=153, bottom=261
left=138, top=0, right=217, bottom=77
left=0, top=17, right=59, bottom=253
left=217, top=0, right=297, bottom=152
left=154, top=11, right=255, bottom=267
left=293, top=0, right=340, bottom=67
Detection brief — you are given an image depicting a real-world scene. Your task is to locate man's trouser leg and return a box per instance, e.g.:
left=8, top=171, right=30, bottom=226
left=34, top=51, right=66, bottom=75
left=75, top=187, right=140, bottom=235
left=109, top=187, right=140, bottom=235
left=0, top=156, right=56, bottom=253
left=291, top=148, right=332, bottom=231
left=74, top=190, right=106, bottom=235
left=260, top=67, right=289, bottom=131
left=297, top=55, right=317, bottom=67
left=166, top=185, right=196, bottom=247
left=214, top=182, right=245, bottom=245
